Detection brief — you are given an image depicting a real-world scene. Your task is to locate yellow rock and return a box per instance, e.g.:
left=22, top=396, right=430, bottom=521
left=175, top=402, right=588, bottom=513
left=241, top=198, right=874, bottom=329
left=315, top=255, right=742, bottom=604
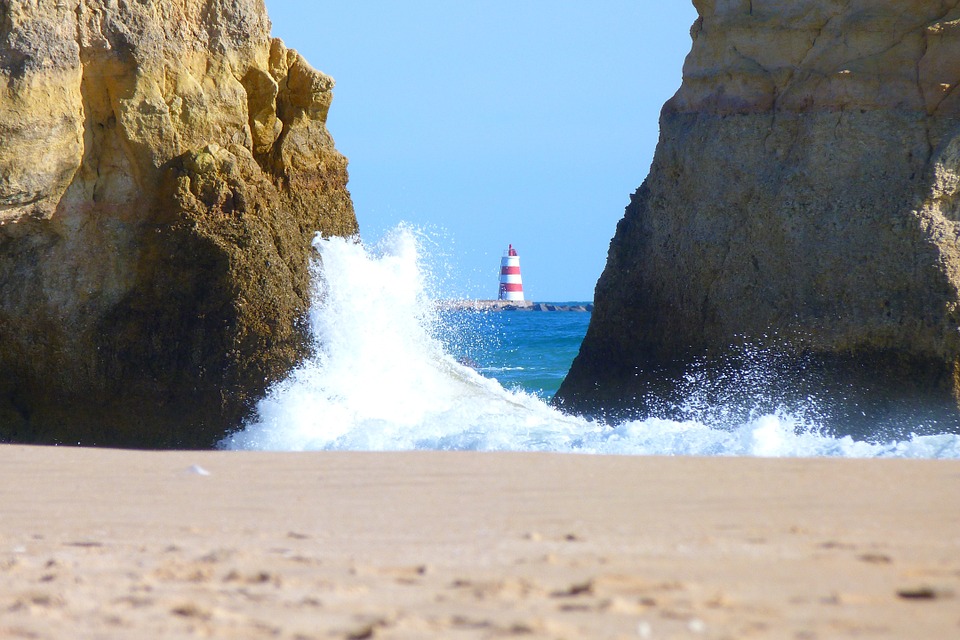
left=557, top=0, right=960, bottom=432
left=0, top=0, right=357, bottom=447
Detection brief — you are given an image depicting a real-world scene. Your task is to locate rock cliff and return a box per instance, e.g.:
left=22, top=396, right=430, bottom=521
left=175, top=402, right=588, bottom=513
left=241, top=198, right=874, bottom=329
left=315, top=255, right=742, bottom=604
left=0, top=0, right=357, bottom=447
left=557, top=0, right=960, bottom=431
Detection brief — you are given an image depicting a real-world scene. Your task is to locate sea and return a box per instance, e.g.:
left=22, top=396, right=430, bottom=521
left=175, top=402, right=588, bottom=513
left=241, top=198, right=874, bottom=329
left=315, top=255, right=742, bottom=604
left=221, top=226, right=960, bottom=459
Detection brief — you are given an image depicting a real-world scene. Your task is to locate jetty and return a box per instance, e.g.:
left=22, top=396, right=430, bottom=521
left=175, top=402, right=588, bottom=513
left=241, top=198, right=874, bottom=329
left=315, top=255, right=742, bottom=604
left=437, top=300, right=593, bottom=312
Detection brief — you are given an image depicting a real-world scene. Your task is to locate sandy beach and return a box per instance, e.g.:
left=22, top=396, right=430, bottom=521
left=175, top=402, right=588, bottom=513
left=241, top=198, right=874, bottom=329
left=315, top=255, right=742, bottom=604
left=0, top=446, right=957, bottom=639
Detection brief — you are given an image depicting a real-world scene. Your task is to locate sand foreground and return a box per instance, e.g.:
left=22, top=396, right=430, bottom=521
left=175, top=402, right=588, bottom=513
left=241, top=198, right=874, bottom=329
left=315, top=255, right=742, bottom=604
left=0, top=446, right=957, bottom=639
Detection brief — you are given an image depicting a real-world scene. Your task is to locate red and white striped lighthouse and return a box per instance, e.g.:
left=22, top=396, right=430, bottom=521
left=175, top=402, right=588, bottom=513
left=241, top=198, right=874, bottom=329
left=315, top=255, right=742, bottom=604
left=498, top=244, right=524, bottom=301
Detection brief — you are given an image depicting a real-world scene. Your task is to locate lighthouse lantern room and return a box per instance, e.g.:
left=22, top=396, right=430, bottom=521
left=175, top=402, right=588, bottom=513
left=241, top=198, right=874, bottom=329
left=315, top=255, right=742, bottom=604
left=498, top=244, right=524, bottom=301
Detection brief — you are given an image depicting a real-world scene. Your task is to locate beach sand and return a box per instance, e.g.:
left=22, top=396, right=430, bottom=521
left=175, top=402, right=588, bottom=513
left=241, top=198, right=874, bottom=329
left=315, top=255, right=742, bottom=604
left=0, top=446, right=957, bottom=639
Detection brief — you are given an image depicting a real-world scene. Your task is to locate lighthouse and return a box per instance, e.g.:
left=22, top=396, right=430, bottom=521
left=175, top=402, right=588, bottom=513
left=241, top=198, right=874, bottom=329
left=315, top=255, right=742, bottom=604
left=498, top=244, right=524, bottom=301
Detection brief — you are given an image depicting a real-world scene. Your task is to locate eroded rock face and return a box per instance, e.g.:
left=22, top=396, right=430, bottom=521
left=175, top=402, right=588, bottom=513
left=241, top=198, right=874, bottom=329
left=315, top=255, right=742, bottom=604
left=0, top=0, right=357, bottom=447
left=557, top=0, right=960, bottom=431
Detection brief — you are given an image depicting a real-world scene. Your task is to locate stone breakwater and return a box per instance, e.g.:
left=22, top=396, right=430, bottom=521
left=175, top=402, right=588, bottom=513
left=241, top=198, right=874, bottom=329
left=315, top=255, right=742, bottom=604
left=438, top=301, right=593, bottom=312
left=0, top=0, right=357, bottom=447
left=556, top=0, right=960, bottom=430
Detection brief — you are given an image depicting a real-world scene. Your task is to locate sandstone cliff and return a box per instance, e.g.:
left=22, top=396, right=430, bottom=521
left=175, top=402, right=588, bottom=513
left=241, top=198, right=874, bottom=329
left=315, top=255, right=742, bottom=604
left=557, top=0, right=960, bottom=431
left=0, top=0, right=357, bottom=447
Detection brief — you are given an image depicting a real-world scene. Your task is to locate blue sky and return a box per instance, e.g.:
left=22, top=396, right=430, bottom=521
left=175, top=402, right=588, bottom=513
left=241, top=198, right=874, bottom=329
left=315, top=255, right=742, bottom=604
left=264, top=2, right=699, bottom=301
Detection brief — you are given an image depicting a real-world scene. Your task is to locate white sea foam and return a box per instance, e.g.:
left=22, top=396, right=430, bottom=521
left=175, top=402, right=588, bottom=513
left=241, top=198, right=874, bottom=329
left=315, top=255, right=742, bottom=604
left=221, top=226, right=960, bottom=459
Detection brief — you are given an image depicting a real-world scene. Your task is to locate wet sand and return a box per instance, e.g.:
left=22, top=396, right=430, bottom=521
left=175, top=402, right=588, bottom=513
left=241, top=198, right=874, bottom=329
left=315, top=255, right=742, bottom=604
left=0, top=445, right=957, bottom=639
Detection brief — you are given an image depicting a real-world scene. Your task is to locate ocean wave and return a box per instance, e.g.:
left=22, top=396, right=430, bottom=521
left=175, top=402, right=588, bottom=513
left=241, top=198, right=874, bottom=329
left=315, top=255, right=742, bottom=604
left=221, top=227, right=960, bottom=459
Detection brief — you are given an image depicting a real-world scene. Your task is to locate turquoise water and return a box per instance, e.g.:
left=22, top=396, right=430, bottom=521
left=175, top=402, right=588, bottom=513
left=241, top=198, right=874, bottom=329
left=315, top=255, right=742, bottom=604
left=222, top=227, right=960, bottom=458
left=438, top=309, right=591, bottom=401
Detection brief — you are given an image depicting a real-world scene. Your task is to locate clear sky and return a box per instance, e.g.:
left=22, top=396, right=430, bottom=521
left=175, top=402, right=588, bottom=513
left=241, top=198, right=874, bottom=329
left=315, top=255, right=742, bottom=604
left=264, top=1, right=699, bottom=301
